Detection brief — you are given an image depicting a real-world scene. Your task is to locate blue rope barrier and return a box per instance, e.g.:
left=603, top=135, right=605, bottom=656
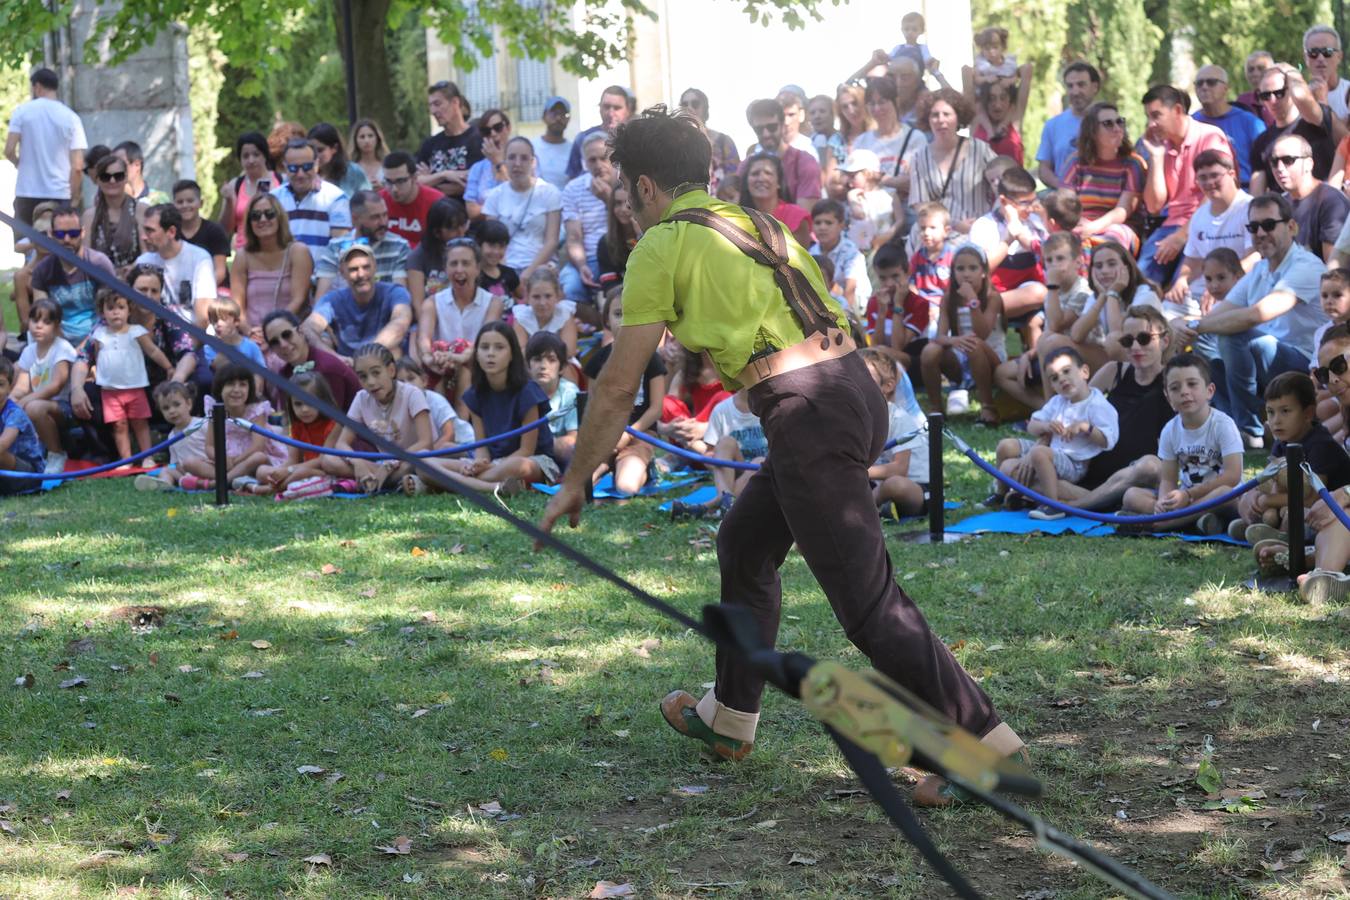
left=0, top=428, right=189, bottom=481
left=624, top=427, right=920, bottom=472
left=1304, top=465, right=1350, bottom=534
left=948, top=430, right=1265, bottom=525
left=238, top=415, right=550, bottom=460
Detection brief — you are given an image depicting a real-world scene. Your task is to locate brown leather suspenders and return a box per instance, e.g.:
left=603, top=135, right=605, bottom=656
left=667, top=206, right=842, bottom=350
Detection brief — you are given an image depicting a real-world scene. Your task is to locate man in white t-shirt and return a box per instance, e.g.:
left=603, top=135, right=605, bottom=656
left=535, top=97, right=573, bottom=190
left=135, top=204, right=218, bottom=329
left=4, top=67, right=86, bottom=223
left=1164, top=149, right=1257, bottom=317
left=1303, top=24, right=1350, bottom=123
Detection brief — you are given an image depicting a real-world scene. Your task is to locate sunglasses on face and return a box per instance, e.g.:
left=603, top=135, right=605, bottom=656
left=754, top=122, right=781, bottom=134
left=1195, top=77, right=1226, bottom=88
left=1307, top=46, right=1339, bottom=58
left=286, top=162, right=316, bottom=174
left=99, top=170, right=126, bottom=183
left=266, top=327, right=297, bottom=348
left=1098, top=117, right=1127, bottom=129
left=1270, top=154, right=1308, bottom=168
left=486, top=120, right=509, bottom=134
left=1118, top=331, right=1162, bottom=349
left=249, top=208, right=278, bottom=222
left=52, top=227, right=81, bottom=239
left=1257, top=87, right=1287, bottom=101
left=1315, top=353, right=1350, bottom=387
left=1246, top=217, right=1290, bottom=234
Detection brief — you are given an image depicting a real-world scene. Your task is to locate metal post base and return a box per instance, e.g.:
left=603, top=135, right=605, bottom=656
left=901, top=531, right=967, bottom=544
left=1245, top=573, right=1297, bottom=593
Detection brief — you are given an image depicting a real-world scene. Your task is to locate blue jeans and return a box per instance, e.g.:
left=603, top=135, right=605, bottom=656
left=1188, top=331, right=1230, bottom=419
left=1217, top=329, right=1311, bottom=436
left=1139, top=224, right=1181, bottom=286
left=559, top=256, right=601, bottom=303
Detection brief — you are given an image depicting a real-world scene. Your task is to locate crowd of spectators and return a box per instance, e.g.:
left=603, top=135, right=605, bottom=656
left=9, top=15, right=1350, bottom=601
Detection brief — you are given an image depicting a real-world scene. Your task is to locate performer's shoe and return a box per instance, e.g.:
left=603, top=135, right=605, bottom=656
left=659, top=690, right=753, bottom=761
left=913, top=748, right=1031, bottom=809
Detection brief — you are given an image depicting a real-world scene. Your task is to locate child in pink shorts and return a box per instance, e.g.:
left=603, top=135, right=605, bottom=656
left=89, top=289, right=173, bottom=466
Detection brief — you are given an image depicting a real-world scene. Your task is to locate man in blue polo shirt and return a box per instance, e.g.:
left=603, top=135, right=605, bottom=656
left=1036, top=62, right=1101, bottom=189
left=304, top=244, right=412, bottom=361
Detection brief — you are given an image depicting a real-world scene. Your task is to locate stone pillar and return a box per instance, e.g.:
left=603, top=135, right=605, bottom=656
left=54, top=0, right=195, bottom=195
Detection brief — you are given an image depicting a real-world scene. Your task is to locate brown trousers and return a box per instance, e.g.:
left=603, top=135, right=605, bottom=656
left=713, top=352, right=1003, bottom=739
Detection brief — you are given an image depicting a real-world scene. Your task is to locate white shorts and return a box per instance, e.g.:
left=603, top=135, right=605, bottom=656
left=1017, top=438, right=1088, bottom=483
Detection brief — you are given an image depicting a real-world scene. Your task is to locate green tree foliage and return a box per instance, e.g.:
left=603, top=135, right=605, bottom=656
left=1175, top=0, right=1332, bottom=86
left=1064, top=0, right=1163, bottom=113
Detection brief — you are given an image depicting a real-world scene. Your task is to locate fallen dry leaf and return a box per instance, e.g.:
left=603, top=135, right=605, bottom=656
left=54, top=789, right=71, bottom=801
left=250, top=640, right=272, bottom=650
left=58, top=676, right=87, bottom=689
left=788, top=852, right=818, bottom=866
left=13, top=674, right=34, bottom=689
left=0, top=820, right=16, bottom=835
left=376, top=835, right=413, bottom=855
left=411, top=709, right=430, bottom=718
left=1329, top=828, right=1350, bottom=843
left=634, top=638, right=661, bottom=659
left=418, top=611, right=438, bottom=623
left=320, top=564, right=341, bottom=576
left=146, top=832, right=176, bottom=849
left=358, top=588, right=378, bottom=599
left=148, top=653, right=159, bottom=667
left=324, top=772, right=345, bottom=785
left=675, top=785, right=708, bottom=796
left=339, top=540, right=357, bottom=548
left=296, top=765, right=327, bottom=777
left=410, top=546, right=427, bottom=557
left=222, top=851, right=249, bottom=863
left=241, top=671, right=265, bottom=679
left=302, top=852, right=332, bottom=866
left=589, top=882, right=635, bottom=898
left=449, top=543, right=464, bottom=554
left=65, top=637, right=95, bottom=655
left=76, top=849, right=126, bottom=868
left=176, top=665, right=200, bottom=674
left=218, top=630, right=238, bottom=641
left=476, top=800, right=504, bottom=816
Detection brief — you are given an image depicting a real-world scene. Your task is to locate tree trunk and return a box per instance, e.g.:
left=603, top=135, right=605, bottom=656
left=333, top=0, right=397, bottom=131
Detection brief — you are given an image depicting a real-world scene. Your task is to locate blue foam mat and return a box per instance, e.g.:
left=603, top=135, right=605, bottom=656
left=534, top=471, right=705, bottom=500
left=948, top=510, right=1246, bottom=543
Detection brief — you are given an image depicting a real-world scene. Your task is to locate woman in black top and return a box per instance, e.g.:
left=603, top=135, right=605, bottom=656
left=1058, top=304, right=1174, bottom=510
left=596, top=183, right=639, bottom=286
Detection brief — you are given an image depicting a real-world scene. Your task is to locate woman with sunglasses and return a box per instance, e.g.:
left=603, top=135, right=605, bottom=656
left=81, top=154, right=142, bottom=278
left=219, top=131, right=285, bottom=251
left=260, top=309, right=361, bottom=413
left=1249, top=63, right=1337, bottom=195
left=230, top=194, right=313, bottom=340
left=464, top=109, right=513, bottom=218
left=1061, top=102, right=1146, bottom=254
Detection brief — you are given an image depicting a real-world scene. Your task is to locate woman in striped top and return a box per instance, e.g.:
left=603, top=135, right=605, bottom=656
left=905, top=89, right=996, bottom=248
left=1061, top=103, right=1147, bottom=254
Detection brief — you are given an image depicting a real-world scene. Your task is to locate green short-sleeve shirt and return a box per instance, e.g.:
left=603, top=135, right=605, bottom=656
left=621, top=189, right=846, bottom=390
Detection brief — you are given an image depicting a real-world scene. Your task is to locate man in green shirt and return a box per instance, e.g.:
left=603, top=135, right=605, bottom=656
left=539, top=106, right=1024, bottom=805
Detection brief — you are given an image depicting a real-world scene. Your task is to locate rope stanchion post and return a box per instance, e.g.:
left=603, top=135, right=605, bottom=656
left=904, top=413, right=963, bottom=544
left=212, top=403, right=228, bottom=507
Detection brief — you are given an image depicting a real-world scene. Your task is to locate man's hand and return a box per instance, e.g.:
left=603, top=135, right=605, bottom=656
left=1153, top=231, right=1186, bottom=265
left=1165, top=275, right=1190, bottom=304
left=1171, top=319, right=1198, bottom=347
left=537, top=482, right=587, bottom=550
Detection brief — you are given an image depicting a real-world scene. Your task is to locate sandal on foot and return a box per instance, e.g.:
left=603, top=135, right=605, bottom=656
left=659, top=690, right=753, bottom=762
left=358, top=474, right=384, bottom=494
left=402, top=474, right=427, bottom=496
left=1253, top=538, right=1289, bottom=575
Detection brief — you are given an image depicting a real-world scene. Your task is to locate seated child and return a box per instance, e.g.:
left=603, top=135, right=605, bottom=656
left=865, top=244, right=923, bottom=369
left=396, top=357, right=474, bottom=448
left=512, top=267, right=578, bottom=363
left=908, top=202, right=954, bottom=338
left=1121, top=353, right=1243, bottom=533
left=1313, top=269, right=1350, bottom=437
left=862, top=349, right=929, bottom=517
left=992, top=346, right=1119, bottom=519
left=476, top=220, right=521, bottom=301
left=1237, top=372, right=1350, bottom=560
left=670, top=389, right=765, bottom=520
left=196, top=364, right=287, bottom=492
left=199, top=297, right=265, bottom=396
left=134, top=381, right=210, bottom=491
left=660, top=347, right=729, bottom=449
left=323, top=343, right=434, bottom=495
left=845, top=154, right=893, bottom=250
left=810, top=199, right=871, bottom=311
left=583, top=290, right=667, bottom=494
left=1299, top=325, right=1350, bottom=601
left=0, top=357, right=46, bottom=496
left=527, top=331, right=579, bottom=467
left=11, top=298, right=77, bottom=473
left=996, top=231, right=1098, bottom=410
left=253, top=371, right=343, bottom=498
left=405, top=322, right=557, bottom=495
left=89, top=288, right=175, bottom=466
left=919, top=244, right=1006, bottom=425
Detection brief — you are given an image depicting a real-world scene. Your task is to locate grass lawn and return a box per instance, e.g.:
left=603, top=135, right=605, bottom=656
left=1, top=422, right=1348, bottom=899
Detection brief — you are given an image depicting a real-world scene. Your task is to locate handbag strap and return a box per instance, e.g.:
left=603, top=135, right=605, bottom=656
left=668, top=206, right=841, bottom=344
left=937, top=136, right=966, bottom=200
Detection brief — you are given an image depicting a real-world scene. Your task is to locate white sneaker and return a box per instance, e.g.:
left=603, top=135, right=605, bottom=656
left=43, top=452, right=67, bottom=475
left=945, top=389, right=970, bottom=416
